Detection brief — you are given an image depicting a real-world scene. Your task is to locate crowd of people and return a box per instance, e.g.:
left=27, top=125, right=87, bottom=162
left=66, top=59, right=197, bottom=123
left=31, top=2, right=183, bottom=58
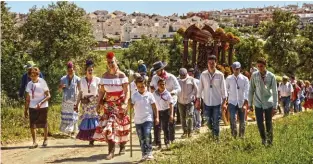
left=19, top=52, right=313, bottom=162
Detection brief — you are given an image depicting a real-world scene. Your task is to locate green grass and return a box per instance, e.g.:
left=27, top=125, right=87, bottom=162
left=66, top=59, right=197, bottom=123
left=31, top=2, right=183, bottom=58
left=149, top=111, right=313, bottom=164
left=1, top=104, right=62, bottom=144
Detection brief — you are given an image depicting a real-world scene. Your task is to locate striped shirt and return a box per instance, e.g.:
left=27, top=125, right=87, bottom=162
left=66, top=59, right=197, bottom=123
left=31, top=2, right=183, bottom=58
left=248, top=71, right=278, bottom=109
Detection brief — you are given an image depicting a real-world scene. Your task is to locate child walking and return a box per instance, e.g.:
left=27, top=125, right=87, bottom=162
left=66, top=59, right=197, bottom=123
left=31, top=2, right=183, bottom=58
left=153, top=78, right=174, bottom=149
left=131, top=76, right=159, bottom=161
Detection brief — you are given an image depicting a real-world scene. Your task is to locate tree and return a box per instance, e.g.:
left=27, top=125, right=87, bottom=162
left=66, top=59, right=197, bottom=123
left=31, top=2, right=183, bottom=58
left=260, top=10, right=300, bottom=75
left=120, top=37, right=169, bottom=72
left=1, top=2, right=26, bottom=99
left=20, top=1, right=97, bottom=100
left=235, top=36, right=266, bottom=70
left=168, top=33, right=184, bottom=74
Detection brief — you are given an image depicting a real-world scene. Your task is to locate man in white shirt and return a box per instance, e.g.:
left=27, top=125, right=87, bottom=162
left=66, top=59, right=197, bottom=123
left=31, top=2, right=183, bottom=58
left=226, top=62, right=249, bottom=138
left=188, top=68, right=202, bottom=133
left=196, top=55, right=227, bottom=140
left=150, top=61, right=181, bottom=143
left=278, top=76, right=293, bottom=116
left=177, top=68, right=198, bottom=138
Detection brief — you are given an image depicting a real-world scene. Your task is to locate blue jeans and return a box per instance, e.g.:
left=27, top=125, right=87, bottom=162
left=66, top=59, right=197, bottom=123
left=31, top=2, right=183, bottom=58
left=291, top=99, right=300, bottom=113
left=255, top=107, right=273, bottom=144
left=281, top=96, right=291, bottom=115
left=193, top=108, right=201, bottom=130
left=136, top=121, right=153, bottom=156
left=203, top=104, right=221, bottom=137
left=299, top=97, right=305, bottom=112
left=228, top=104, right=245, bottom=137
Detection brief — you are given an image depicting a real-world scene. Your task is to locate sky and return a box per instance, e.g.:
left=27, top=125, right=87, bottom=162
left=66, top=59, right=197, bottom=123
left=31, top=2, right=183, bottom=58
left=6, top=1, right=308, bottom=16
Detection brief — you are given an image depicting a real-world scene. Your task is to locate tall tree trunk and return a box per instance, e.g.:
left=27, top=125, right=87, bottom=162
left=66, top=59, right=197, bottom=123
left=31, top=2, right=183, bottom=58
left=183, top=37, right=189, bottom=68
left=221, top=41, right=226, bottom=64
left=228, top=44, right=234, bottom=66
left=192, top=41, right=197, bottom=67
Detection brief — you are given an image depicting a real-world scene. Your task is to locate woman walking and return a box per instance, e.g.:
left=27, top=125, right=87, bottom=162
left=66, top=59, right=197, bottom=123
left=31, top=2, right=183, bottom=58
left=24, top=67, right=51, bottom=148
left=93, top=52, right=130, bottom=160
left=303, top=81, right=313, bottom=111
left=76, top=60, right=100, bottom=145
left=59, top=61, right=80, bottom=137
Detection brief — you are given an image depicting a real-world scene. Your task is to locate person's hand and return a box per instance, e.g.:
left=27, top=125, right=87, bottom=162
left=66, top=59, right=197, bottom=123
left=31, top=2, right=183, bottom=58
left=195, top=99, right=200, bottom=110
left=155, top=118, right=160, bottom=125
left=169, top=115, right=174, bottom=123
left=222, top=103, right=227, bottom=112
left=24, top=110, right=29, bottom=119
left=74, top=104, right=78, bottom=113
left=36, top=102, right=42, bottom=110
left=248, top=106, right=254, bottom=112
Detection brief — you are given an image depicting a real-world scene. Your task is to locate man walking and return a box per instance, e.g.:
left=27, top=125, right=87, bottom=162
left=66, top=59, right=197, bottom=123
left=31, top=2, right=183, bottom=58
left=226, top=62, right=249, bottom=138
left=177, top=68, right=198, bottom=138
left=278, top=76, right=293, bottom=116
left=248, top=57, right=278, bottom=146
left=196, top=55, right=227, bottom=140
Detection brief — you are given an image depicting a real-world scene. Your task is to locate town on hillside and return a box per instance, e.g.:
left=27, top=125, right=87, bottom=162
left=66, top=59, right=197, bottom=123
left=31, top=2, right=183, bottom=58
left=13, top=3, right=313, bottom=48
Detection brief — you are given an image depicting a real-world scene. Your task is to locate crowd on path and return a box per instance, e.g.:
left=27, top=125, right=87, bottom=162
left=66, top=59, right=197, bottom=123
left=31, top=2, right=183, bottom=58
left=19, top=53, right=313, bottom=162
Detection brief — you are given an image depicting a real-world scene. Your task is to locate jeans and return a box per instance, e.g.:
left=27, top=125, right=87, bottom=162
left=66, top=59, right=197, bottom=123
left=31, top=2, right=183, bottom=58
left=154, top=109, right=170, bottom=145
left=228, top=104, right=245, bottom=137
left=178, top=102, right=194, bottom=134
left=281, top=96, right=291, bottom=115
left=136, top=121, right=153, bottom=156
left=299, top=97, right=304, bottom=112
left=203, top=104, right=221, bottom=137
left=291, top=99, right=300, bottom=113
left=193, top=108, right=201, bottom=130
left=255, top=107, right=273, bottom=144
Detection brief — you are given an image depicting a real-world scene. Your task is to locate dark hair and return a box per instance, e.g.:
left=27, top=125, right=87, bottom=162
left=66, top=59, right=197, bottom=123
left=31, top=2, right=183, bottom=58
left=208, top=55, right=217, bottom=61
left=256, top=57, right=267, bottom=65
left=28, top=67, right=40, bottom=76
left=135, top=76, right=146, bottom=84
left=85, top=59, right=94, bottom=70
left=157, top=78, right=166, bottom=84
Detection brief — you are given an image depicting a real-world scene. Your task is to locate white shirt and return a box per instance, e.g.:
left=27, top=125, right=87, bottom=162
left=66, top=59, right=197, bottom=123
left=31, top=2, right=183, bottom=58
left=130, top=81, right=137, bottom=96
left=226, top=74, right=249, bottom=107
left=153, top=89, right=174, bottom=111
left=80, top=76, right=101, bottom=97
left=278, top=82, right=293, bottom=97
left=150, top=72, right=181, bottom=105
left=26, top=78, right=49, bottom=108
left=197, top=70, right=227, bottom=106
left=132, top=91, right=156, bottom=124
left=177, top=76, right=198, bottom=104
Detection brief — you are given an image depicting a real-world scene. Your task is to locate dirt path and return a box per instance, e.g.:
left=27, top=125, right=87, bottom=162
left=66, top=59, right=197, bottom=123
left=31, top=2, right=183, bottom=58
left=1, top=114, right=283, bottom=164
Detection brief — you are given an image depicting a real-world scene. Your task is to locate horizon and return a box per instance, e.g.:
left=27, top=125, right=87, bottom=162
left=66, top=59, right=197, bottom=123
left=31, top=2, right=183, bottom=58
left=6, top=1, right=309, bottom=16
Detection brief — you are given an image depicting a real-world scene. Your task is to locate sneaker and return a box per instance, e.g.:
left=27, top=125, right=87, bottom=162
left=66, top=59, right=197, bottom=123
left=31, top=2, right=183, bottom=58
left=139, top=155, right=147, bottom=162
left=188, top=133, right=193, bottom=138
left=146, top=154, right=154, bottom=160
left=181, top=133, right=188, bottom=139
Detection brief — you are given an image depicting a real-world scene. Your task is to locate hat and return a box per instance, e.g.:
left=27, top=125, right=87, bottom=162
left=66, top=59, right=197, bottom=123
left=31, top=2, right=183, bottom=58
left=231, top=61, right=241, bottom=69
left=179, top=68, right=188, bottom=75
left=188, top=68, right=195, bottom=72
left=152, top=61, right=167, bottom=72
left=24, top=61, right=36, bottom=69
left=208, top=55, right=217, bottom=61
left=282, top=75, right=289, bottom=80
left=138, top=60, right=144, bottom=65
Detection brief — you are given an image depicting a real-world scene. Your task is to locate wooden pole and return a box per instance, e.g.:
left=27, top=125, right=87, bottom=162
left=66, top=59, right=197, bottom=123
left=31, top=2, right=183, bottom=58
left=128, top=78, right=133, bottom=157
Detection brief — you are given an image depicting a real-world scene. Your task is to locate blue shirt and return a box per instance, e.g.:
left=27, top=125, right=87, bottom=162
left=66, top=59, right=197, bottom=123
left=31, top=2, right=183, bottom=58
left=60, top=75, right=80, bottom=103
left=19, top=72, right=44, bottom=98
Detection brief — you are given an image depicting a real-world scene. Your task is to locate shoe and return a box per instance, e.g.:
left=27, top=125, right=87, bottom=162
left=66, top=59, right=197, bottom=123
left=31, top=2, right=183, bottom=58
left=139, top=155, right=147, bottom=162
left=146, top=154, right=154, bottom=160
left=181, top=133, right=188, bottom=139
left=29, top=143, right=38, bottom=149
left=262, top=139, right=266, bottom=146
left=164, top=144, right=169, bottom=150
left=105, top=142, right=115, bottom=160
left=89, top=140, right=94, bottom=146
left=42, top=140, right=48, bottom=147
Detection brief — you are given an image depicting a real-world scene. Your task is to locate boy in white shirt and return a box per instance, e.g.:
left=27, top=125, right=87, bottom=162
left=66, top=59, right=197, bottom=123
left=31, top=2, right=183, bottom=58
left=131, top=76, right=159, bottom=161
left=153, top=78, right=174, bottom=149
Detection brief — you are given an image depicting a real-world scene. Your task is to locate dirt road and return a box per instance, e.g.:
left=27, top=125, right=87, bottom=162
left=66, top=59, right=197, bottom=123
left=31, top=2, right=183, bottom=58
left=1, top=114, right=283, bottom=164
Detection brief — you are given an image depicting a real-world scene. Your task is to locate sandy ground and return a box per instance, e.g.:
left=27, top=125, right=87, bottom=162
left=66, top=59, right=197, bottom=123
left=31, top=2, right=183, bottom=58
left=1, top=114, right=283, bottom=164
